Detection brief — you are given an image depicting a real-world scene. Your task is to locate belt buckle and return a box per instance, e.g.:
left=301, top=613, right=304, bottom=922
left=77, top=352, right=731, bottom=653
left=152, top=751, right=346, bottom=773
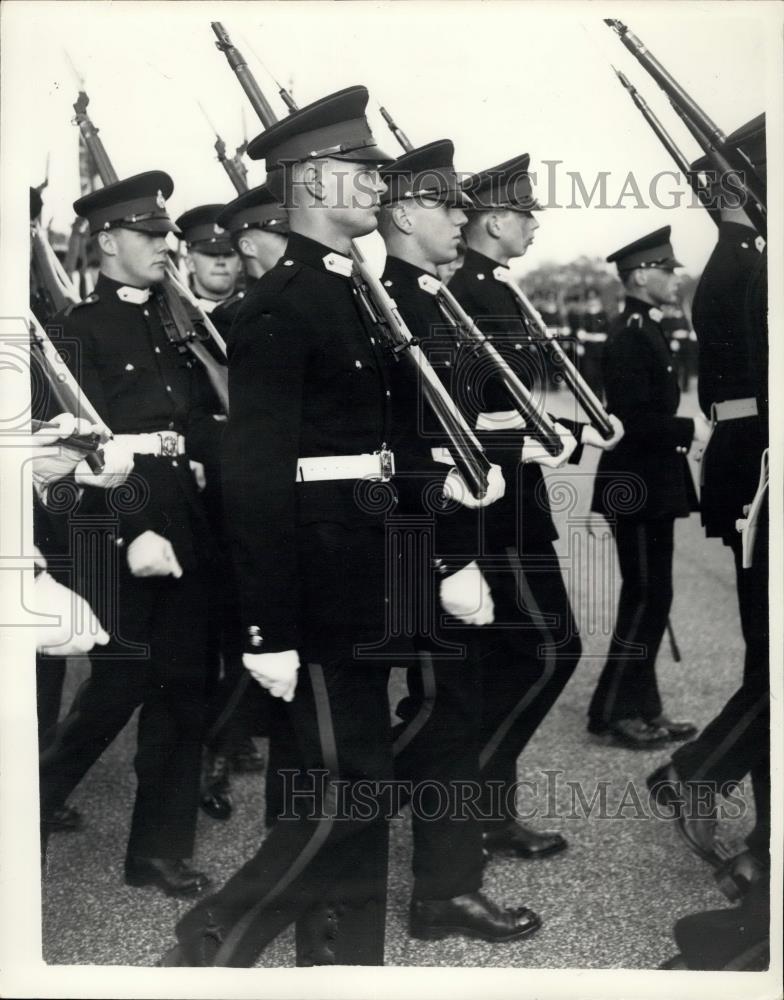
left=158, top=432, right=178, bottom=457
left=376, top=448, right=395, bottom=482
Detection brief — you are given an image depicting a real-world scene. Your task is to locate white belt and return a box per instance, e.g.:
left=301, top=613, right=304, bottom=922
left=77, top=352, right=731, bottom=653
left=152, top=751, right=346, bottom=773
left=475, top=410, right=526, bottom=432
left=577, top=331, right=607, bottom=343
left=296, top=450, right=394, bottom=482
left=712, top=398, right=758, bottom=423
left=114, top=431, right=186, bottom=456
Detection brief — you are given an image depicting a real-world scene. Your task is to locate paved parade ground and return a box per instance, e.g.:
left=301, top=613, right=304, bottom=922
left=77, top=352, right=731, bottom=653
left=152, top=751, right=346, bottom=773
left=41, top=386, right=757, bottom=969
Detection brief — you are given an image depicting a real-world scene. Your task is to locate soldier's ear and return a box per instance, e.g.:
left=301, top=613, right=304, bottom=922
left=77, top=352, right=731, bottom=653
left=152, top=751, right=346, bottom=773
left=184, top=254, right=196, bottom=275
left=237, top=233, right=257, bottom=260
left=486, top=212, right=503, bottom=238
left=96, top=229, right=118, bottom=257
left=300, top=161, right=326, bottom=203
left=390, top=202, right=413, bottom=234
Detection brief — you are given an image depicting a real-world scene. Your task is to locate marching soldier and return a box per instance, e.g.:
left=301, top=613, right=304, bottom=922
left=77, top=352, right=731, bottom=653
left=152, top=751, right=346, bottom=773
left=168, top=84, right=509, bottom=968
left=588, top=226, right=705, bottom=748
left=39, top=172, right=220, bottom=897
left=445, top=153, right=623, bottom=856
left=210, top=184, right=289, bottom=341
left=378, top=139, right=542, bottom=943
left=176, top=205, right=267, bottom=822
left=175, top=204, right=242, bottom=315
left=649, top=116, right=769, bottom=886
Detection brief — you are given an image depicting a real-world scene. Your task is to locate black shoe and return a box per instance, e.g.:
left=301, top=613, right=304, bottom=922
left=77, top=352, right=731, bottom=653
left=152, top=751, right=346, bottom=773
left=124, top=856, right=211, bottom=899
left=645, top=714, right=698, bottom=742
left=483, top=821, right=567, bottom=859
left=42, top=804, right=83, bottom=833
left=605, top=717, right=670, bottom=748
left=647, top=763, right=720, bottom=865
left=200, top=751, right=232, bottom=821
left=167, top=908, right=227, bottom=966
left=231, top=737, right=265, bottom=773
left=410, top=891, right=541, bottom=943
left=714, top=849, right=769, bottom=902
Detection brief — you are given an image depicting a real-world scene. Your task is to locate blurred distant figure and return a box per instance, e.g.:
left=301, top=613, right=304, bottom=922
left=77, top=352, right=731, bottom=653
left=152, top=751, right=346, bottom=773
left=576, top=286, right=608, bottom=398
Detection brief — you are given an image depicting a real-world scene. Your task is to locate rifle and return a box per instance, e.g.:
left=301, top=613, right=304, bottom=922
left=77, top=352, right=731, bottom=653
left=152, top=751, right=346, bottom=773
left=211, top=21, right=492, bottom=499
left=29, top=312, right=110, bottom=471
left=30, top=221, right=81, bottom=319
left=68, top=70, right=230, bottom=411
left=603, top=19, right=766, bottom=236
left=612, top=69, right=720, bottom=228
left=380, top=103, right=615, bottom=441
left=198, top=100, right=249, bottom=196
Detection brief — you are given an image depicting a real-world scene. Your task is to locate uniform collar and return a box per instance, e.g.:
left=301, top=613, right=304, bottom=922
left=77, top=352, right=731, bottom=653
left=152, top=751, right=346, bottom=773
left=461, top=247, right=509, bottom=281
left=282, top=232, right=354, bottom=278
left=624, top=295, right=663, bottom=325
left=96, top=272, right=153, bottom=304
left=382, top=255, right=439, bottom=289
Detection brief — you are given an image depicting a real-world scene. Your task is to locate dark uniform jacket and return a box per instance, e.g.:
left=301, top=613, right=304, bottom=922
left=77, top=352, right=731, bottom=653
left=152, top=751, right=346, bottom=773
left=692, top=222, right=766, bottom=538
left=223, top=233, right=420, bottom=661
left=53, top=272, right=219, bottom=571
left=448, top=247, right=583, bottom=546
left=210, top=276, right=258, bottom=344
left=591, top=296, right=697, bottom=521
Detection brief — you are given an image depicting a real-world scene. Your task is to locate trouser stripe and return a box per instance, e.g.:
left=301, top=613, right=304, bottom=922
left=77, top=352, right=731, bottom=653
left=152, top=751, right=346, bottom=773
left=478, top=548, right=556, bottom=771
left=213, top=662, right=338, bottom=966
left=392, top=649, right=437, bottom=757
left=690, top=692, right=769, bottom=782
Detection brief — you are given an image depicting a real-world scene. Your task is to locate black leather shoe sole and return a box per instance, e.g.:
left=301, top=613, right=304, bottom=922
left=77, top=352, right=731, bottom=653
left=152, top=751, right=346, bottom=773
left=484, top=837, right=568, bottom=860
left=124, top=869, right=210, bottom=899
left=410, top=910, right=541, bottom=943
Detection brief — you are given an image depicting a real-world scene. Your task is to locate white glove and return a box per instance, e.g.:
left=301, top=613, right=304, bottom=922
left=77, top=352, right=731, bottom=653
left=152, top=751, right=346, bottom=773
left=34, top=571, right=110, bottom=655
left=443, top=463, right=505, bottom=509
left=439, top=560, right=494, bottom=625
left=32, top=414, right=102, bottom=497
left=521, top=422, right=577, bottom=469
left=582, top=414, right=624, bottom=451
left=243, top=649, right=300, bottom=701
left=692, top=413, right=711, bottom=446
left=75, top=439, right=134, bottom=489
left=127, top=530, right=183, bottom=578
left=189, top=460, right=207, bottom=492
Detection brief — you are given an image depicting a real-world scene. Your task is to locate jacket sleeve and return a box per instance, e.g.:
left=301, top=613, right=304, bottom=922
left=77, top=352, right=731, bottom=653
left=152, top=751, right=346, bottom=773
left=604, top=331, right=694, bottom=449
left=221, top=295, right=309, bottom=654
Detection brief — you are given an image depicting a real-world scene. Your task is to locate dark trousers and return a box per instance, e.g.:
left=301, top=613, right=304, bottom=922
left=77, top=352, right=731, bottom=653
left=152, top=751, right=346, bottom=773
left=36, top=654, right=66, bottom=749
left=39, top=566, right=209, bottom=859
left=672, top=518, right=769, bottom=861
left=393, top=649, right=486, bottom=900
left=178, top=660, right=393, bottom=968
left=589, top=518, right=675, bottom=726
left=476, top=543, right=582, bottom=821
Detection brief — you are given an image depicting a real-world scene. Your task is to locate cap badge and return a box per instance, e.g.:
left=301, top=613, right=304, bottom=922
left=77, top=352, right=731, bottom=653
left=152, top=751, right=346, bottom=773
left=213, top=223, right=225, bottom=235
left=648, top=307, right=663, bottom=324
left=156, top=190, right=166, bottom=210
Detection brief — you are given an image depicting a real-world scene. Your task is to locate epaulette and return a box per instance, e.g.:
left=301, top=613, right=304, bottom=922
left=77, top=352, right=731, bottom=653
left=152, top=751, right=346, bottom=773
left=626, top=313, right=643, bottom=329
left=64, top=292, right=99, bottom=316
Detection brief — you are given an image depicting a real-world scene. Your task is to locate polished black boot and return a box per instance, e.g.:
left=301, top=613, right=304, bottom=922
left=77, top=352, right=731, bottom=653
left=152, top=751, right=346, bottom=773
left=410, top=891, right=541, bottom=942
left=124, top=856, right=211, bottom=899
left=200, top=750, right=232, bottom=821
left=483, top=820, right=567, bottom=859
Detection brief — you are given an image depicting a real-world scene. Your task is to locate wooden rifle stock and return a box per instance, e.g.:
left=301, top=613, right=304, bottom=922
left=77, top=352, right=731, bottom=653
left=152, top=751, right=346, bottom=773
left=497, top=275, right=615, bottom=440
left=211, top=21, right=492, bottom=498
left=434, top=282, right=564, bottom=456
left=30, top=222, right=81, bottom=318
left=29, top=313, right=111, bottom=472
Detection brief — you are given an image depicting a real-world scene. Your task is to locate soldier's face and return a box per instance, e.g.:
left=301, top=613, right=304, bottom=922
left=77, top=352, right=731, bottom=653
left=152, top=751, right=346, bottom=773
left=647, top=267, right=680, bottom=305
left=187, top=250, right=241, bottom=298
left=319, top=160, right=387, bottom=237
left=410, top=200, right=467, bottom=267
left=498, top=210, right=539, bottom=259
left=110, top=228, right=170, bottom=286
